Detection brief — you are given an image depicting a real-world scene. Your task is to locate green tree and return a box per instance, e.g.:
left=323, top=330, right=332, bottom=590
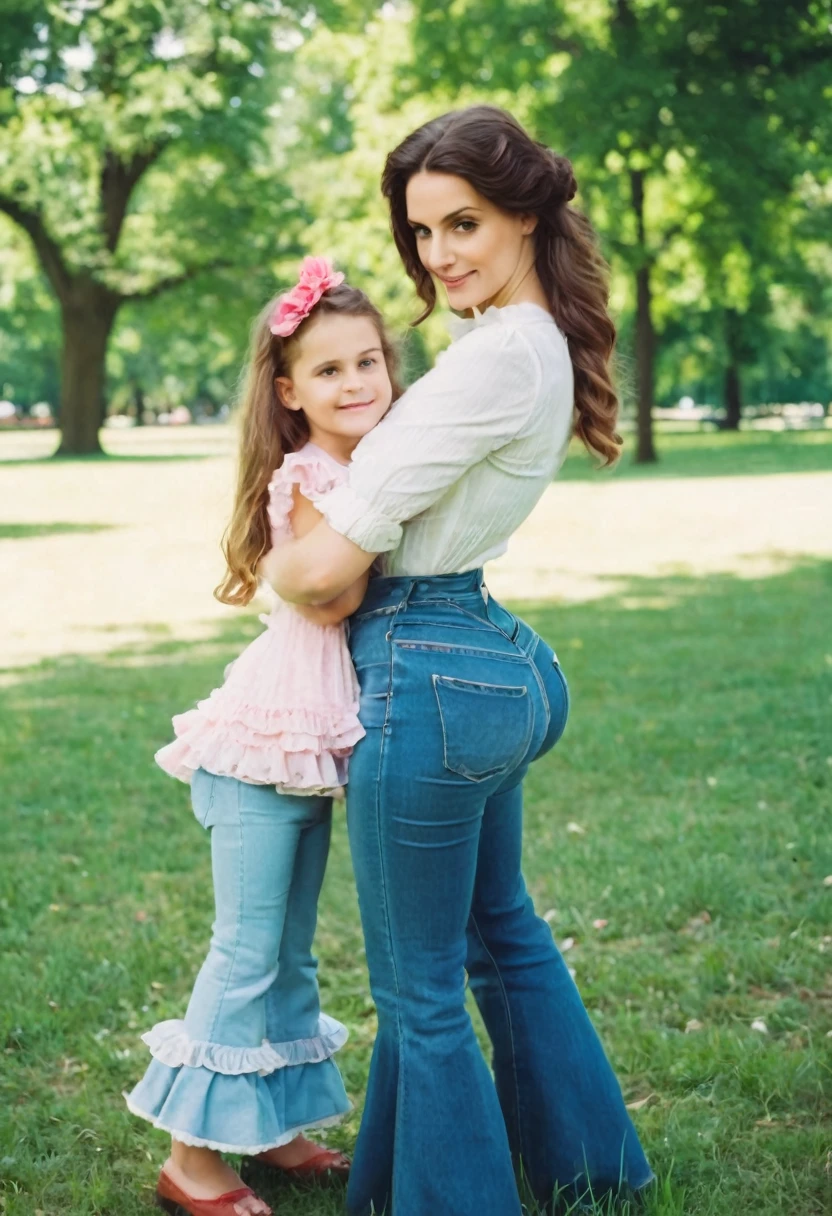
left=406, top=0, right=832, bottom=458
left=0, top=220, right=60, bottom=410
left=0, top=0, right=309, bottom=454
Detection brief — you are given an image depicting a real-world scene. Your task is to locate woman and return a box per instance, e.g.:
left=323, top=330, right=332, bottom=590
left=261, top=105, right=654, bottom=1215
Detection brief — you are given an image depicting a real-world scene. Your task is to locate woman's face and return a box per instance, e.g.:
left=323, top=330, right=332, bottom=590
left=405, top=171, right=537, bottom=313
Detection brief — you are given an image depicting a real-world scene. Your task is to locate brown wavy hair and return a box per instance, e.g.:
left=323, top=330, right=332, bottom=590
left=215, top=283, right=402, bottom=606
left=382, top=105, right=621, bottom=466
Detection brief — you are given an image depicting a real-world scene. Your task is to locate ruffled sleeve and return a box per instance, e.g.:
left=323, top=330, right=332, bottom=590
left=267, top=447, right=346, bottom=544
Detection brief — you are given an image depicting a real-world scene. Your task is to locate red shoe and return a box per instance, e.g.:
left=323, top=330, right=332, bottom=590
left=253, top=1147, right=350, bottom=1181
left=155, top=1168, right=270, bottom=1215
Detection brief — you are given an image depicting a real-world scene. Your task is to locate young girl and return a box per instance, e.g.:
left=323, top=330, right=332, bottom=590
left=125, top=257, right=399, bottom=1216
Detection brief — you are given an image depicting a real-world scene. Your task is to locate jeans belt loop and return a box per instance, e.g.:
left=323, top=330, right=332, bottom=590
left=385, top=580, right=416, bottom=638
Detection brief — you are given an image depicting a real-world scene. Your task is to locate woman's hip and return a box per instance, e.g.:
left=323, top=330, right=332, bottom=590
left=348, top=575, right=567, bottom=779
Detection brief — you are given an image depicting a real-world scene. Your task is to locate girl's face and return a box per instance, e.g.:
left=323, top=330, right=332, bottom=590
left=405, top=171, right=538, bottom=313
left=276, top=313, right=393, bottom=461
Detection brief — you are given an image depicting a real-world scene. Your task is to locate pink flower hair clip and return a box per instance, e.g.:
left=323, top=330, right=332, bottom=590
left=269, top=256, right=345, bottom=337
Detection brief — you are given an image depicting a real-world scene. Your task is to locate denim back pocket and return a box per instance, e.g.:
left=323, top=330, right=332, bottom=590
left=432, top=674, right=533, bottom=782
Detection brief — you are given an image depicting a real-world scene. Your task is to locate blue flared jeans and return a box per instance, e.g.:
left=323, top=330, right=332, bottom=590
left=126, top=772, right=350, bottom=1153
left=344, top=570, right=653, bottom=1215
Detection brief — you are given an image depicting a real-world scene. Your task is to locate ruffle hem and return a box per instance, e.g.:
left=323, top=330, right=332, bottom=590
left=125, top=1013, right=351, bottom=1155
left=142, top=1012, right=348, bottom=1076
left=155, top=696, right=363, bottom=794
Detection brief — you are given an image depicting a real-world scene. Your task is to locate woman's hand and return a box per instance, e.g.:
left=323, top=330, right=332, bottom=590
left=259, top=520, right=377, bottom=604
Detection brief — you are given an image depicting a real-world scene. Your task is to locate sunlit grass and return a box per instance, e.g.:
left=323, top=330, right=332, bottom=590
left=2, top=560, right=830, bottom=1215
left=561, top=426, right=832, bottom=481
left=0, top=523, right=115, bottom=540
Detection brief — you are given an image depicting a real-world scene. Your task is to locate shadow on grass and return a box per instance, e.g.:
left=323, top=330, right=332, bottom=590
left=559, top=428, right=832, bottom=482
left=1, top=561, right=830, bottom=1216
left=0, top=522, right=117, bottom=540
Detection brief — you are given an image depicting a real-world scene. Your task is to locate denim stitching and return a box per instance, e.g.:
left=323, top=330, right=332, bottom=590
left=432, top=675, right=533, bottom=783
left=376, top=594, right=410, bottom=1175
left=527, top=654, right=550, bottom=731
left=435, top=676, right=527, bottom=696
left=193, top=770, right=216, bottom=829
left=395, top=640, right=528, bottom=663
left=431, top=599, right=518, bottom=640
left=469, top=911, right=523, bottom=1161
left=352, top=604, right=398, bottom=622
left=409, top=597, right=537, bottom=656
left=512, top=622, right=541, bottom=661
left=551, top=663, right=570, bottom=741
left=394, top=618, right=493, bottom=635
left=208, top=778, right=245, bottom=1042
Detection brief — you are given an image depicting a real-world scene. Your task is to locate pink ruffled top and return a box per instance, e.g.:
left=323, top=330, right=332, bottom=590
left=155, top=443, right=364, bottom=795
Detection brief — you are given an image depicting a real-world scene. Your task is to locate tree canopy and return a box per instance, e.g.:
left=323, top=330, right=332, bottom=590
left=0, top=0, right=829, bottom=456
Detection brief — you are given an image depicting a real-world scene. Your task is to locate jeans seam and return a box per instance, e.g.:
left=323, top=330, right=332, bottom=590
left=394, top=640, right=527, bottom=662
left=379, top=598, right=408, bottom=1167
left=393, top=619, right=493, bottom=635
left=450, top=599, right=519, bottom=641
left=207, top=779, right=244, bottom=1043
left=528, top=656, right=550, bottom=731
left=352, top=604, right=398, bottom=622
left=434, top=676, right=528, bottom=696
left=554, top=663, right=570, bottom=723
left=469, top=911, right=524, bottom=1162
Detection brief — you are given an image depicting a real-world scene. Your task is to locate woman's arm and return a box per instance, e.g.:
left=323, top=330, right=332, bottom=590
left=260, top=521, right=376, bottom=605
left=274, top=489, right=373, bottom=614
left=261, top=322, right=553, bottom=603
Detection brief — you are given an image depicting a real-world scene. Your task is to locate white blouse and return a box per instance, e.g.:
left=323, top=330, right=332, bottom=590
left=316, top=302, right=574, bottom=576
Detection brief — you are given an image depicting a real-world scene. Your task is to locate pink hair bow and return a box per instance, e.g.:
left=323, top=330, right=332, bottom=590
left=269, top=256, right=345, bottom=337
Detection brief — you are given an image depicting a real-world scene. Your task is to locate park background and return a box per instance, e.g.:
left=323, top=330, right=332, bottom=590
left=1, top=2, right=831, bottom=1214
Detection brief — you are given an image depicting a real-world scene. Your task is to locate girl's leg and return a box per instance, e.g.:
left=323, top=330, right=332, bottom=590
left=126, top=776, right=349, bottom=1186
left=263, top=806, right=334, bottom=1043
left=258, top=806, right=353, bottom=1167
left=465, top=776, right=654, bottom=1206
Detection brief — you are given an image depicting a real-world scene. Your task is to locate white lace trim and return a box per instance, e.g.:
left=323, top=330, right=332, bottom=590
left=124, top=1094, right=350, bottom=1155
left=141, top=1012, right=348, bottom=1077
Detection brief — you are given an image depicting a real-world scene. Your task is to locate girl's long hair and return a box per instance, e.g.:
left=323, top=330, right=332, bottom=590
left=215, top=283, right=402, bottom=606
left=382, top=105, right=621, bottom=466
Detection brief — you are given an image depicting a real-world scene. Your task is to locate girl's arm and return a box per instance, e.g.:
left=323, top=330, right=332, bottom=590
left=278, top=489, right=370, bottom=621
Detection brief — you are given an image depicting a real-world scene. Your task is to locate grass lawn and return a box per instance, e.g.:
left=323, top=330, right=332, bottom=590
left=559, top=426, right=832, bottom=481
left=2, top=552, right=830, bottom=1215
left=3, top=418, right=831, bottom=481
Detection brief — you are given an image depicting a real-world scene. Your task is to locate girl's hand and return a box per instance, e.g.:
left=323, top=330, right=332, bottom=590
left=290, top=574, right=370, bottom=626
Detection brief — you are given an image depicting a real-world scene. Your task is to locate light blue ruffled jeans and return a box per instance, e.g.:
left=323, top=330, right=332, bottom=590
left=126, top=770, right=350, bottom=1153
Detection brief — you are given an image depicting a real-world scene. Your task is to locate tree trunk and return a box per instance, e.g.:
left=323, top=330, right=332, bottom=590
left=56, top=289, right=119, bottom=456
left=723, top=362, right=742, bottom=430
left=723, top=309, right=742, bottom=430
left=630, top=169, right=657, bottom=464
left=133, top=381, right=146, bottom=426
left=634, top=263, right=657, bottom=462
